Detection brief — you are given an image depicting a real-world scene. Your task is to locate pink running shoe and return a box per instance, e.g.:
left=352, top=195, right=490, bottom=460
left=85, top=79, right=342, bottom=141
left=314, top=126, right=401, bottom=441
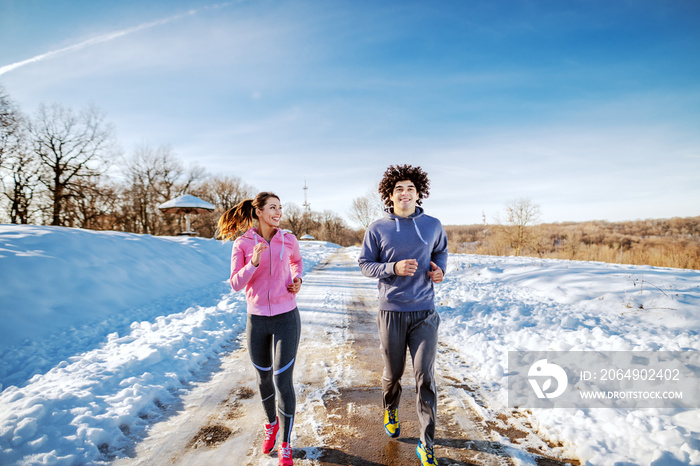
left=262, top=417, right=279, bottom=454
left=278, top=442, right=293, bottom=466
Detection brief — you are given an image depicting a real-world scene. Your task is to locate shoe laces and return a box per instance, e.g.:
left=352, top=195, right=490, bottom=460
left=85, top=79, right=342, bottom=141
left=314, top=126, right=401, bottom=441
left=281, top=444, right=292, bottom=459
left=424, top=443, right=434, bottom=461
left=387, top=408, right=398, bottom=424
left=264, top=425, right=275, bottom=439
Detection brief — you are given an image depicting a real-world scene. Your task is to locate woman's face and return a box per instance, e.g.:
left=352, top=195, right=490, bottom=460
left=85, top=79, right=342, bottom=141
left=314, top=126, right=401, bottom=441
left=256, top=197, right=282, bottom=228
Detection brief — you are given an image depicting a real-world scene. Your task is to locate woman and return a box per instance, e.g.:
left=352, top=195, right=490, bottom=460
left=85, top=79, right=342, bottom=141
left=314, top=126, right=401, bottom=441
left=217, top=192, right=302, bottom=466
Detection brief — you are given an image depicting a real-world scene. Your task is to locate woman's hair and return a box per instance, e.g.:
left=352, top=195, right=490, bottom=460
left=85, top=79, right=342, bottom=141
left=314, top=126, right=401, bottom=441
left=378, top=164, right=430, bottom=207
left=216, top=192, right=280, bottom=241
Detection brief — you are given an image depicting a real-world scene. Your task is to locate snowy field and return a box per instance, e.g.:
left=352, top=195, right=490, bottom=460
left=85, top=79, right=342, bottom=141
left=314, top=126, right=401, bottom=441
left=1, top=224, right=699, bottom=465
left=434, top=253, right=700, bottom=465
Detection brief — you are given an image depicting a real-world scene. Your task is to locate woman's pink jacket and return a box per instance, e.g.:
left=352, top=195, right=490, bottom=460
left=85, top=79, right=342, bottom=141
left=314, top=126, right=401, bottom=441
left=229, top=228, right=303, bottom=316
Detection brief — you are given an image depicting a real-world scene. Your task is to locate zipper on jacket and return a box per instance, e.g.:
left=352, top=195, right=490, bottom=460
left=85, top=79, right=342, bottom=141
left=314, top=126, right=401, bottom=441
left=268, top=235, right=273, bottom=316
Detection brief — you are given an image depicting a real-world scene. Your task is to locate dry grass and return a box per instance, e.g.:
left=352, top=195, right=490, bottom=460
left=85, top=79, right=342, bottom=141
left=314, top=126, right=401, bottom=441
left=445, top=216, right=700, bottom=270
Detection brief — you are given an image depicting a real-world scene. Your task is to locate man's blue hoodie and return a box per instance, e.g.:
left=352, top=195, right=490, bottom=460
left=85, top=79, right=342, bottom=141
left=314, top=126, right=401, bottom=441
left=358, top=206, right=448, bottom=312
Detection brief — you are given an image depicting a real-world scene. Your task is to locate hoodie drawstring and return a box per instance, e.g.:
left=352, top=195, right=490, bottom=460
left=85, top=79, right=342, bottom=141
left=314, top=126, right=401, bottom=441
left=279, top=230, right=285, bottom=260
left=394, top=217, right=427, bottom=245
left=254, top=230, right=284, bottom=260
left=412, top=218, right=428, bottom=245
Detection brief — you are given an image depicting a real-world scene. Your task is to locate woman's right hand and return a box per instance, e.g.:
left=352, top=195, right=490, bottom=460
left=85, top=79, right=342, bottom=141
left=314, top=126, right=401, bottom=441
left=251, top=243, right=269, bottom=267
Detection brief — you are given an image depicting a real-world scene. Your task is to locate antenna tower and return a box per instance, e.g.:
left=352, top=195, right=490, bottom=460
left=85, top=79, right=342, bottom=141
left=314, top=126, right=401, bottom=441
left=303, top=180, right=310, bottom=212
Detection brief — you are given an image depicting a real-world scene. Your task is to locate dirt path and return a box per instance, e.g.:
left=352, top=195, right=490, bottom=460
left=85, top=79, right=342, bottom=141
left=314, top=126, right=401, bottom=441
left=292, top=251, right=577, bottom=466
left=117, top=250, right=578, bottom=466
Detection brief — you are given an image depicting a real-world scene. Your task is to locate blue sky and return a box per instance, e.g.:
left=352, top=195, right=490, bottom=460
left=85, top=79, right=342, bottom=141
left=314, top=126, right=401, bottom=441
left=1, top=0, right=699, bottom=225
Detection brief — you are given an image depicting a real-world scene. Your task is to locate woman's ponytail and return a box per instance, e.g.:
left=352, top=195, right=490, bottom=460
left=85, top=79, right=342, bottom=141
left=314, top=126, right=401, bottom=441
left=216, top=198, right=256, bottom=241
left=216, top=192, right=279, bottom=241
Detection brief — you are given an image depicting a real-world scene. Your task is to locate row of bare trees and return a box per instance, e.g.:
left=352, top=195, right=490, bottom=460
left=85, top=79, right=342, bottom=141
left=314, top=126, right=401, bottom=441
left=8, top=86, right=694, bottom=266
left=279, top=205, right=362, bottom=246
left=1, top=86, right=120, bottom=227
left=0, top=86, right=358, bottom=243
left=445, top=199, right=700, bottom=270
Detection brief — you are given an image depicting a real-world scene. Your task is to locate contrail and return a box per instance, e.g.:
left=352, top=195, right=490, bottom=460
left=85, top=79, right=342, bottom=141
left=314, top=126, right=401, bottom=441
left=0, top=3, right=232, bottom=77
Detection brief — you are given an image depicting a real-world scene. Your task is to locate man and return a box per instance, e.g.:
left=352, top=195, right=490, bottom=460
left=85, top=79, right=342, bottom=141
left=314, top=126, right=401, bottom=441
left=358, top=164, right=448, bottom=466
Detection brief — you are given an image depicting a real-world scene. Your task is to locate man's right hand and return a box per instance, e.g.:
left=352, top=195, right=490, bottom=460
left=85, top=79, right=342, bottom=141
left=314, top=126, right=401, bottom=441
left=394, top=259, right=418, bottom=276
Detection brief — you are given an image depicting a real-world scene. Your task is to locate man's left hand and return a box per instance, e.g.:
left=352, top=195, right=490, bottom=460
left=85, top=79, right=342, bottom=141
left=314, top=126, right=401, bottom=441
left=428, top=261, right=444, bottom=283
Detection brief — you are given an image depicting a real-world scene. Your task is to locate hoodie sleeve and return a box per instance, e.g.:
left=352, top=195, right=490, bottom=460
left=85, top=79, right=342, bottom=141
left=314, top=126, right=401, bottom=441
left=358, top=225, right=395, bottom=279
left=289, top=235, right=303, bottom=281
left=230, top=239, right=257, bottom=292
left=431, top=222, right=449, bottom=275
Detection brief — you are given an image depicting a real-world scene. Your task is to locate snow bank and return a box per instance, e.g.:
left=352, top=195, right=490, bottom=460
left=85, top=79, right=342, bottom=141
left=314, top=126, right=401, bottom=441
left=434, top=253, right=700, bottom=465
left=0, top=225, right=339, bottom=465
left=0, top=225, right=233, bottom=388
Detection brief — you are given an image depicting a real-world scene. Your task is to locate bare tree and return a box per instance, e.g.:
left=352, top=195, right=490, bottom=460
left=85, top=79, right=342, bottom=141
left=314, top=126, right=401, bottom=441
left=69, top=175, right=121, bottom=230
left=28, top=103, right=115, bottom=226
left=191, top=175, right=256, bottom=237
left=349, top=188, right=384, bottom=230
left=121, top=144, right=207, bottom=235
left=196, top=175, right=254, bottom=211
left=319, top=209, right=347, bottom=244
left=281, top=202, right=313, bottom=237
left=504, top=197, right=542, bottom=256
left=279, top=203, right=361, bottom=245
left=2, top=145, right=41, bottom=224
left=0, top=91, right=41, bottom=224
left=0, top=85, right=20, bottom=166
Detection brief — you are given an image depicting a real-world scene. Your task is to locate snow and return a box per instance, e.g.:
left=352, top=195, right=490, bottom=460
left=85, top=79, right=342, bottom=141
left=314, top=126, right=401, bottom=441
left=434, top=254, right=700, bottom=465
left=1, top=224, right=699, bottom=465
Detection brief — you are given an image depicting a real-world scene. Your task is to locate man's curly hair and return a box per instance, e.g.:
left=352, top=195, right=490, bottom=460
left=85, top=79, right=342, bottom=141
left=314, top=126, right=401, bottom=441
left=378, top=164, right=431, bottom=207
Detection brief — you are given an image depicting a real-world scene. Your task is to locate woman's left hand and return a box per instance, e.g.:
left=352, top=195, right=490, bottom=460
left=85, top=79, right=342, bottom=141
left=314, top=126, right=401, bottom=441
left=287, top=277, right=302, bottom=294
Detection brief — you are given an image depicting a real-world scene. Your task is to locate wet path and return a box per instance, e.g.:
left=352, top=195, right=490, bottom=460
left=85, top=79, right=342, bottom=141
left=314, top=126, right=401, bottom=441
left=116, top=250, right=578, bottom=466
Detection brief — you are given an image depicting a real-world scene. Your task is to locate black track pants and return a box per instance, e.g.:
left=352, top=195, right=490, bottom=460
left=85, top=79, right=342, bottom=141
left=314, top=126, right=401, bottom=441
left=246, top=308, right=301, bottom=444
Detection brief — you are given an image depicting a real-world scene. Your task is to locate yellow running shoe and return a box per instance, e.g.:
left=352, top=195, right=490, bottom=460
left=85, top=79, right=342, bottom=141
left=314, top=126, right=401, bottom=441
left=416, top=439, right=436, bottom=465
left=383, top=407, right=400, bottom=438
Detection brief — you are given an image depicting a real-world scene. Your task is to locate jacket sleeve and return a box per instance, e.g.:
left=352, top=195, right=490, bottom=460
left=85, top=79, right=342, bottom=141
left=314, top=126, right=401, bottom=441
left=431, top=223, right=449, bottom=275
left=289, top=236, right=303, bottom=281
left=358, top=227, right=395, bottom=279
left=230, top=240, right=257, bottom=291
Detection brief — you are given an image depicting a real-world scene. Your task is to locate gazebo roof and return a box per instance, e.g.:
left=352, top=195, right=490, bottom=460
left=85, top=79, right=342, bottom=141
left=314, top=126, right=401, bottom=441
left=158, top=194, right=215, bottom=214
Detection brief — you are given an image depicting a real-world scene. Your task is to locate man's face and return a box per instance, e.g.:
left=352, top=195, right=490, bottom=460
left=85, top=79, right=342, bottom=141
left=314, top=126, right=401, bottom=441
left=390, top=180, right=417, bottom=212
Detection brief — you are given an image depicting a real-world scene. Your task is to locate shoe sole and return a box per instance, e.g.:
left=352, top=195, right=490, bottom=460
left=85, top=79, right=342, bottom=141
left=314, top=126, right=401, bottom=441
left=263, top=438, right=276, bottom=454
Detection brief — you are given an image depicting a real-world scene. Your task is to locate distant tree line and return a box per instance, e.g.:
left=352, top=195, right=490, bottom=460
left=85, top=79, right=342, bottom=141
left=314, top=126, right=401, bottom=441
left=0, top=85, right=361, bottom=244
left=4, top=86, right=697, bottom=267
left=445, top=199, right=700, bottom=270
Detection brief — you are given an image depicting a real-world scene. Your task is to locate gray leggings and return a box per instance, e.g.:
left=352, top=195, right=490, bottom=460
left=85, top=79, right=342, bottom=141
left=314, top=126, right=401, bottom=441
left=246, top=308, right=301, bottom=444
left=377, top=309, right=440, bottom=447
